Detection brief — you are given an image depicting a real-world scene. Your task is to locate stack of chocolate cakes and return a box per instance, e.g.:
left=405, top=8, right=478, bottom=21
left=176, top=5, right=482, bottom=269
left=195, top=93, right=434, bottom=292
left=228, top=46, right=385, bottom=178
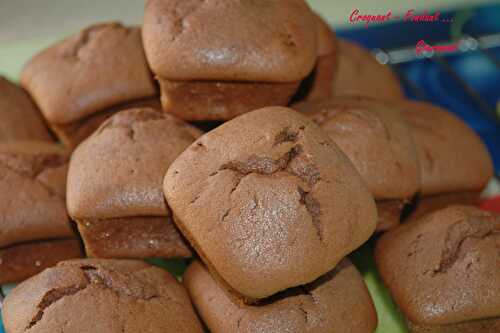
left=0, top=1, right=496, bottom=333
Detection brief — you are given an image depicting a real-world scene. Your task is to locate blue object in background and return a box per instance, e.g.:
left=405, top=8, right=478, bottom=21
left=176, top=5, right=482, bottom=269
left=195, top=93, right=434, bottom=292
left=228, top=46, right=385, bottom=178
left=1, top=285, right=7, bottom=333
left=337, top=3, right=500, bottom=173
left=0, top=301, right=3, bottom=333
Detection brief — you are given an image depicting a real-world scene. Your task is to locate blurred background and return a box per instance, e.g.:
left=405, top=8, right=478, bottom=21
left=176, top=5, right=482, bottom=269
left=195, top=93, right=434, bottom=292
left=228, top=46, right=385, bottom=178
left=2, top=0, right=497, bottom=169
left=0, top=0, right=498, bottom=162
left=0, top=0, right=498, bottom=45
left=0, top=1, right=498, bottom=43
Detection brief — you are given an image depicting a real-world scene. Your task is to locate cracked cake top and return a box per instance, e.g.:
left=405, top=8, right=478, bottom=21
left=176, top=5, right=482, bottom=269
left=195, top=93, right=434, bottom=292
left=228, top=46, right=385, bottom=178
left=142, top=0, right=318, bottom=82
left=163, top=107, right=377, bottom=300
left=21, top=22, right=157, bottom=125
left=375, top=205, right=500, bottom=326
left=0, top=141, right=73, bottom=248
left=0, top=77, right=52, bottom=142
left=293, top=96, right=420, bottom=200
left=2, top=259, right=203, bottom=333
left=67, top=108, right=202, bottom=220
left=184, top=259, right=377, bottom=333
left=401, top=100, right=493, bottom=196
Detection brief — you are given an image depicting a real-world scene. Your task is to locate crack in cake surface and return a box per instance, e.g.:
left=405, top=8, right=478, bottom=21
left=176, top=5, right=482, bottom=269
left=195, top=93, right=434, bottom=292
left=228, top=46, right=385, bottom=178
left=298, top=187, right=323, bottom=241
left=434, top=216, right=500, bottom=274
left=168, top=0, right=205, bottom=42
left=220, top=144, right=320, bottom=187
left=0, top=153, right=66, bottom=180
left=273, top=127, right=300, bottom=146
left=220, top=145, right=303, bottom=176
left=0, top=154, right=67, bottom=198
left=218, top=144, right=323, bottom=240
left=25, top=265, right=160, bottom=330
left=26, top=284, right=88, bottom=330
left=61, top=23, right=124, bottom=59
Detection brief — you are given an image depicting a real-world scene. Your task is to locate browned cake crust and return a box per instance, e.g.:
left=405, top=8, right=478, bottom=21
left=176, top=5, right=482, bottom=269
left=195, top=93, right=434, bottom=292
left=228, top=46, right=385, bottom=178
left=184, top=259, right=377, bottom=333
left=164, top=107, right=377, bottom=301
left=21, top=22, right=157, bottom=145
left=159, top=79, right=299, bottom=121
left=332, top=39, right=404, bottom=100
left=143, top=0, right=317, bottom=82
left=406, top=191, right=481, bottom=224
left=293, top=97, right=419, bottom=200
left=375, top=206, right=500, bottom=332
left=67, top=108, right=201, bottom=258
left=0, top=239, right=82, bottom=284
left=304, top=14, right=337, bottom=101
left=401, top=100, right=493, bottom=196
left=2, top=259, right=204, bottom=333
left=68, top=108, right=202, bottom=219
left=143, top=0, right=317, bottom=121
left=407, top=317, right=500, bottom=333
left=0, top=142, right=74, bottom=248
left=293, top=96, right=420, bottom=231
left=50, top=98, right=161, bottom=150
left=76, top=216, right=191, bottom=259
left=0, top=77, right=52, bottom=142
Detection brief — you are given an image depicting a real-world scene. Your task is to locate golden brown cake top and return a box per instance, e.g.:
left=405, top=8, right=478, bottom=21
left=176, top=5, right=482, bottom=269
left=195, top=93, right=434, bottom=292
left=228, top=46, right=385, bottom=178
left=67, top=108, right=202, bottom=219
left=376, top=206, right=500, bottom=326
left=332, top=38, right=404, bottom=100
left=184, top=259, right=378, bottom=333
left=0, top=77, right=52, bottom=142
left=21, top=22, right=157, bottom=125
left=402, top=100, right=493, bottom=195
left=0, top=141, right=73, bottom=248
left=2, top=259, right=203, bottom=333
left=143, top=0, right=318, bottom=82
left=164, top=107, right=377, bottom=300
left=294, top=96, right=420, bottom=200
